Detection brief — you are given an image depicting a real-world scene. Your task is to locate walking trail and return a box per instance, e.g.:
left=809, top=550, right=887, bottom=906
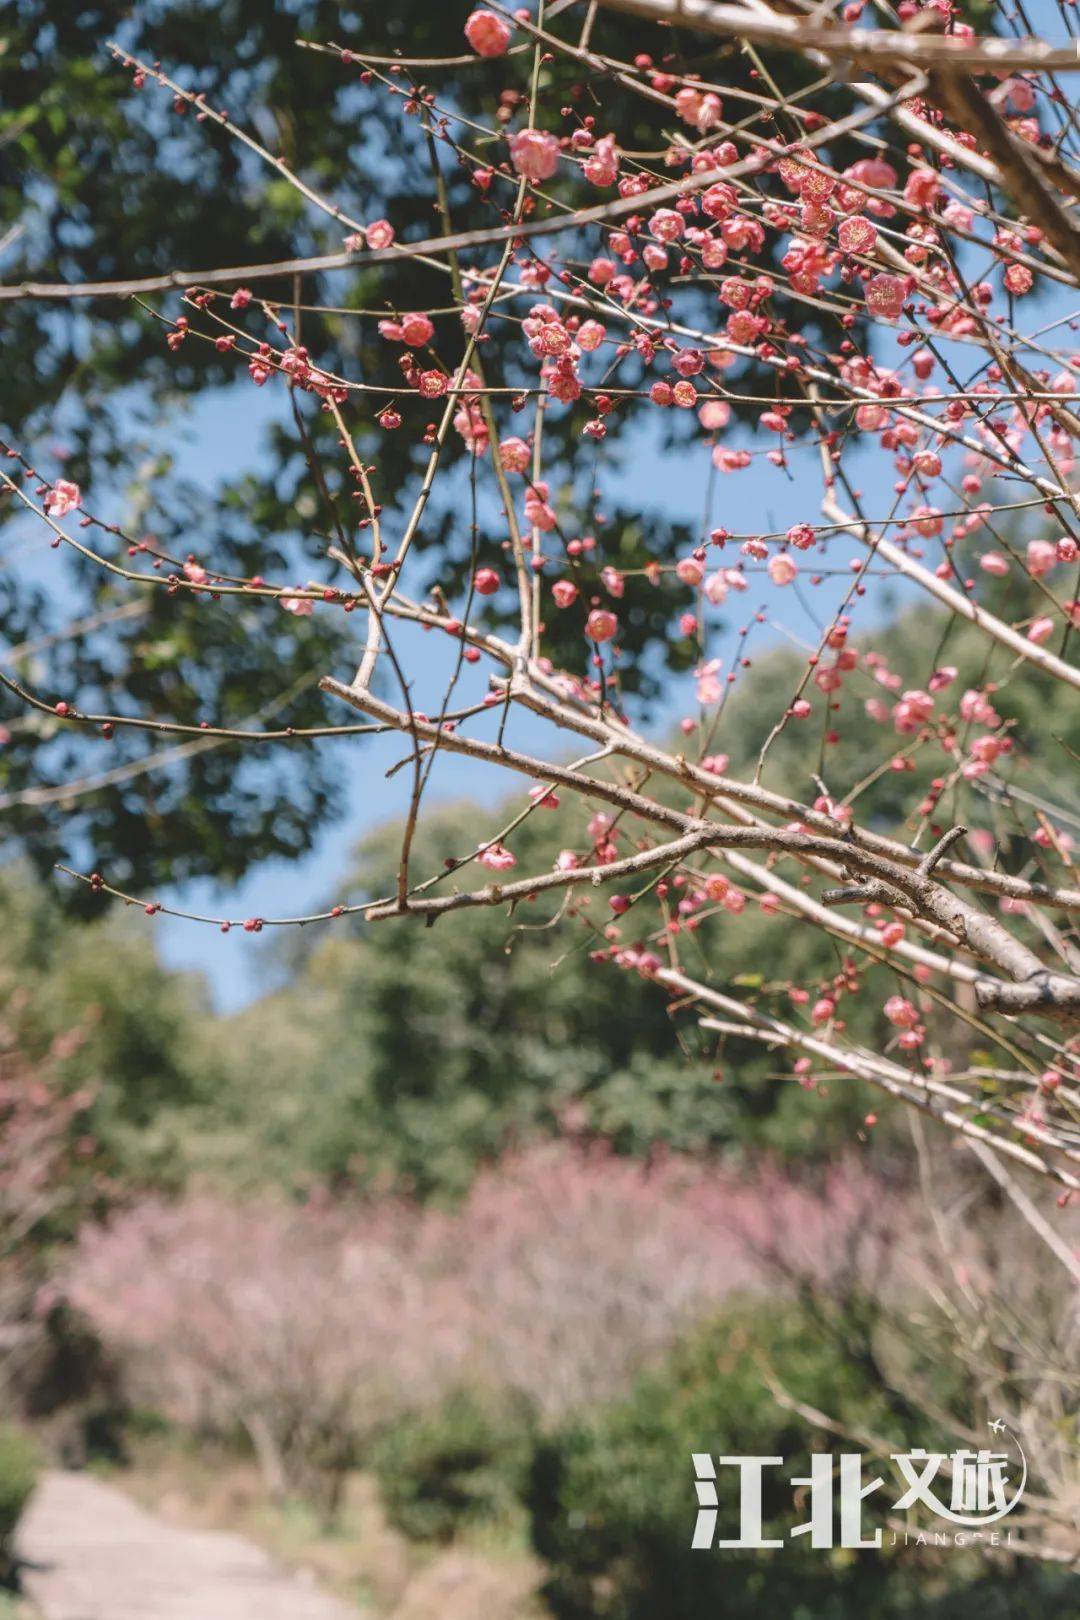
left=16, top=1469, right=362, bottom=1620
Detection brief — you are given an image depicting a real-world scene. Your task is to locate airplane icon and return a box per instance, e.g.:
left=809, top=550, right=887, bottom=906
left=989, top=1418, right=1006, bottom=1434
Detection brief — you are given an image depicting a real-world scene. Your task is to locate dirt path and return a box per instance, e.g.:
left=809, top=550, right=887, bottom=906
left=16, top=1469, right=363, bottom=1620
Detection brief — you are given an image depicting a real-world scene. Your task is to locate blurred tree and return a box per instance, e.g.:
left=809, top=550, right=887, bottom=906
left=0, top=0, right=846, bottom=893
left=204, top=583, right=1078, bottom=1196
left=0, top=866, right=220, bottom=1188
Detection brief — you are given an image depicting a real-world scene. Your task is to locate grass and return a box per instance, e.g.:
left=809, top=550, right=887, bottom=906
left=0, top=1596, right=40, bottom=1619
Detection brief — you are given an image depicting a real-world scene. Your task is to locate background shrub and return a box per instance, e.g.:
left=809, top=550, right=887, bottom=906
left=525, top=1303, right=1080, bottom=1620
left=372, top=1394, right=532, bottom=1545
left=64, top=1151, right=898, bottom=1504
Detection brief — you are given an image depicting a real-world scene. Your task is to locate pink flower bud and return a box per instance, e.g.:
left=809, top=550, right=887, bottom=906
left=586, top=608, right=618, bottom=642
left=400, top=312, right=435, bottom=346
left=979, top=551, right=1009, bottom=576
left=884, top=994, right=919, bottom=1029
left=464, top=8, right=513, bottom=56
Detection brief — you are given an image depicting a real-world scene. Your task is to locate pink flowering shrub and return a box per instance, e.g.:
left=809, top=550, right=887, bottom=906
left=66, top=1195, right=469, bottom=1502
left=450, top=1144, right=896, bottom=1420
left=65, top=1145, right=902, bottom=1491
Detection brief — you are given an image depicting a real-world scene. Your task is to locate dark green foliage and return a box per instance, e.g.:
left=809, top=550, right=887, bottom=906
left=0, top=866, right=221, bottom=1195
left=526, top=1305, right=1080, bottom=1620
left=372, top=1394, right=532, bottom=1546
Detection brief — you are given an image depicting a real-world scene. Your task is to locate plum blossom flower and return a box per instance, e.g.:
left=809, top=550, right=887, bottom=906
left=399, top=312, right=435, bottom=347
left=498, top=436, right=531, bottom=473
left=883, top=995, right=919, bottom=1030
left=524, top=482, right=557, bottom=530
left=865, top=273, right=906, bottom=319
left=582, top=135, right=619, bottom=187
left=281, top=589, right=314, bottom=617
left=837, top=215, right=877, bottom=254
left=673, top=348, right=704, bottom=379
left=767, top=554, right=797, bottom=586
left=980, top=551, right=1009, bottom=576
left=44, top=479, right=81, bottom=518
left=1026, top=539, right=1057, bottom=577
left=904, top=168, right=941, bottom=210
left=893, top=689, right=934, bottom=733
left=970, top=733, right=1009, bottom=765
left=464, top=8, right=512, bottom=56
left=960, top=688, right=1000, bottom=727
left=478, top=842, right=516, bottom=872
left=676, top=556, right=704, bottom=587
left=698, top=400, right=730, bottom=432
left=674, top=87, right=723, bottom=131
left=585, top=608, right=618, bottom=643
left=509, top=128, right=560, bottom=183
left=695, top=659, right=723, bottom=705
left=649, top=208, right=685, bottom=243
left=1033, top=824, right=1073, bottom=852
